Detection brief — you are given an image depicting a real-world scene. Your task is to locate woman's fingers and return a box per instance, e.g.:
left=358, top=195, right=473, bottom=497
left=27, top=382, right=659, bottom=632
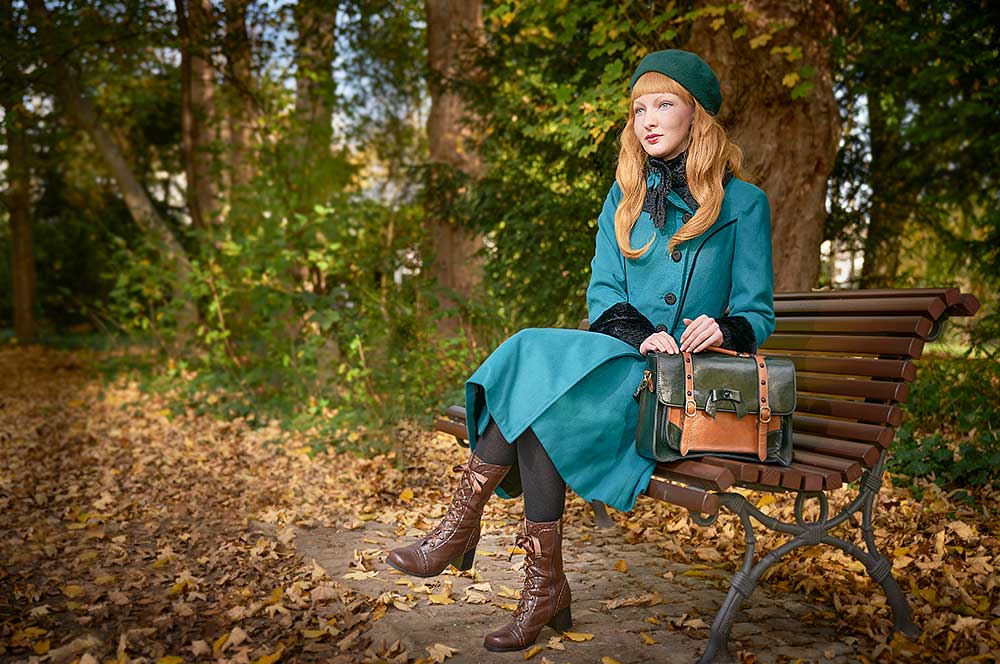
left=683, top=319, right=719, bottom=352
left=663, top=333, right=679, bottom=354
left=691, top=329, right=723, bottom=353
left=680, top=317, right=709, bottom=351
left=679, top=315, right=707, bottom=345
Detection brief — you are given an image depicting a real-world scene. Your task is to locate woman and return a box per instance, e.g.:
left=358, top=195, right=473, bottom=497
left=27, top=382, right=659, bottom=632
left=387, top=49, right=774, bottom=652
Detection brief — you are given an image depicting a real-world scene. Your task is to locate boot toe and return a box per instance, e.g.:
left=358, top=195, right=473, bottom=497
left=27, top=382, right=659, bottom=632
left=483, top=625, right=526, bottom=652
left=386, top=546, right=426, bottom=577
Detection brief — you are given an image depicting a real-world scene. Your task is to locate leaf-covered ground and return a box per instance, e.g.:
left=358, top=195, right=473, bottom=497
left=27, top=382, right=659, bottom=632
left=1, top=345, right=998, bottom=663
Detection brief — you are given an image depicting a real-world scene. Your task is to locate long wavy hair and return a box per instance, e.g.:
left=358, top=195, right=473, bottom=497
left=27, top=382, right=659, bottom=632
left=614, top=71, right=743, bottom=258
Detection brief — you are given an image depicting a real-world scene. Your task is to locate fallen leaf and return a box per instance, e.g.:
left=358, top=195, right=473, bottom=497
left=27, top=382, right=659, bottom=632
left=562, top=631, right=594, bottom=642
left=427, top=642, right=458, bottom=662
left=523, top=644, right=544, bottom=659
left=614, top=559, right=628, bottom=573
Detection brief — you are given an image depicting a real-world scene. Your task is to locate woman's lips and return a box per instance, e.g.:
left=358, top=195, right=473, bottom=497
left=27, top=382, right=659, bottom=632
left=645, top=134, right=662, bottom=143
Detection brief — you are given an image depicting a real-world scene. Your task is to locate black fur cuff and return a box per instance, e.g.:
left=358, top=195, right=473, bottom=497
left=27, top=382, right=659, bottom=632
left=589, top=302, right=655, bottom=351
left=717, top=315, right=757, bottom=354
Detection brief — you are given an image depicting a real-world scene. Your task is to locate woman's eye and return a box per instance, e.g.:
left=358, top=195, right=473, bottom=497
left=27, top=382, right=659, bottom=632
left=659, top=102, right=672, bottom=109
left=634, top=108, right=644, bottom=115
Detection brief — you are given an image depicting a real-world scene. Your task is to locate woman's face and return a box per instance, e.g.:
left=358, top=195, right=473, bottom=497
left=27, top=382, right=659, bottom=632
left=631, top=92, right=694, bottom=160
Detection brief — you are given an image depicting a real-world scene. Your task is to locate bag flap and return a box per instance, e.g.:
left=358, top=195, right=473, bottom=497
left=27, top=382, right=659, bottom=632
left=651, top=352, right=796, bottom=415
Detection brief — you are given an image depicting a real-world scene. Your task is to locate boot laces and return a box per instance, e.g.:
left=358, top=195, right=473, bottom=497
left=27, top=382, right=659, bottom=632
left=511, top=532, right=544, bottom=619
left=423, top=461, right=489, bottom=548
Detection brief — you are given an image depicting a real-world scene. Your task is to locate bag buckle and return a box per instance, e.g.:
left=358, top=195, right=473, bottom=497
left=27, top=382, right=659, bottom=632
left=685, top=399, right=697, bottom=416
left=705, top=388, right=745, bottom=419
left=759, top=406, right=772, bottom=423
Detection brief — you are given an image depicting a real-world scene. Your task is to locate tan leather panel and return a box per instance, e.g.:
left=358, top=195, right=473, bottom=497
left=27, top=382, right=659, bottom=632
left=680, top=411, right=759, bottom=456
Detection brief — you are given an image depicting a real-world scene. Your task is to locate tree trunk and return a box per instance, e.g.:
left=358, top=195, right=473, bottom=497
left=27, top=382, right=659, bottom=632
left=1, top=0, right=38, bottom=342
left=687, top=0, right=841, bottom=292
left=860, top=92, right=905, bottom=288
left=425, top=0, right=486, bottom=328
left=25, top=0, right=198, bottom=335
left=176, top=0, right=219, bottom=229
left=294, top=0, right=337, bottom=154
left=223, top=0, right=255, bottom=192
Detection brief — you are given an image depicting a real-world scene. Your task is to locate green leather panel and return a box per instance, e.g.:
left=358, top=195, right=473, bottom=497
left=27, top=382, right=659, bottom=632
left=648, top=352, right=796, bottom=415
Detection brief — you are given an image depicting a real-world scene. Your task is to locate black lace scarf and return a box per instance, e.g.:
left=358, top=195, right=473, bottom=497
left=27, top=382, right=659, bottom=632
left=642, top=151, right=734, bottom=230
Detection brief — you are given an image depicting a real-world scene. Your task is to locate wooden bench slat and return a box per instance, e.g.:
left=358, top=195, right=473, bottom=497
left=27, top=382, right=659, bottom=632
left=796, top=375, right=909, bottom=403
left=775, top=288, right=960, bottom=307
left=792, top=450, right=863, bottom=483
left=762, top=334, right=925, bottom=357
left=436, top=418, right=468, bottom=442
left=645, top=478, right=720, bottom=514
left=774, top=296, right=947, bottom=319
left=793, top=414, right=894, bottom=446
left=446, top=405, right=467, bottom=421
left=699, top=456, right=760, bottom=483
left=787, top=462, right=842, bottom=490
left=654, top=460, right=735, bottom=492
left=774, top=315, right=934, bottom=338
left=796, top=396, right=902, bottom=426
left=793, top=434, right=881, bottom=468
left=766, top=354, right=916, bottom=380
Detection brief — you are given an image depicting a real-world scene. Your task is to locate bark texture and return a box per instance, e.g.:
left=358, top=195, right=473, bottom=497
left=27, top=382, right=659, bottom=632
left=1, top=0, right=38, bottom=343
left=687, top=0, right=841, bottom=292
left=859, top=93, right=906, bottom=288
left=25, top=0, right=197, bottom=334
left=176, top=0, right=219, bottom=228
left=223, top=0, right=255, bottom=192
left=294, top=0, right=337, bottom=154
left=425, top=0, right=486, bottom=321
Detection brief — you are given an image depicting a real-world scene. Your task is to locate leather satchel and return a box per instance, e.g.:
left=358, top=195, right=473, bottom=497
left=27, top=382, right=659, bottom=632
left=634, top=346, right=796, bottom=465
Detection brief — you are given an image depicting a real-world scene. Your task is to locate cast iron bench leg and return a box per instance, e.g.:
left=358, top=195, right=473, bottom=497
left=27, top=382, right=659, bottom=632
left=590, top=500, right=615, bottom=529
left=691, top=454, right=920, bottom=663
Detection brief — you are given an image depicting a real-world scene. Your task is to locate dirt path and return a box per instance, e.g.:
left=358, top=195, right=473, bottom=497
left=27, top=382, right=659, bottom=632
left=1, top=345, right=996, bottom=663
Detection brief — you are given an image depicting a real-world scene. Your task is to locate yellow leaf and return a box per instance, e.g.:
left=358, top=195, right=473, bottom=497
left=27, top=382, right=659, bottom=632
left=399, top=488, right=414, bottom=503
left=523, top=645, right=544, bottom=659
left=614, top=559, right=628, bottom=573
left=157, top=657, right=184, bottom=664
left=266, top=587, right=284, bottom=605
left=302, top=629, right=327, bottom=639
left=212, top=633, right=229, bottom=656
left=95, top=574, right=116, bottom=585
left=428, top=593, right=456, bottom=605
left=755, top=494, right=776, bottom=509
left=63, top=584, right=86, bottom=598
left=602, top=657, right=623, bottom=664
left=562, top=631, right=594, bottom=642
left=782, top=72, right=800, bottom=88
left=33, top=640, right=50, bottom=655
left=253, top=646, right=285, bottom=664
left=498, top=585, right=521, bottom=599
left=749, top=33, right=772, bottom=49
left=710, top=17, right=725, bottom=30
left=641, top=633, right=656, bottom=645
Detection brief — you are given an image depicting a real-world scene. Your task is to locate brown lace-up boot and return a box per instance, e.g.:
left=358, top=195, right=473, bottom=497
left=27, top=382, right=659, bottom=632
left=386, top=454, right=510, bottom=578
left=483, top=517, right=572, bottom=652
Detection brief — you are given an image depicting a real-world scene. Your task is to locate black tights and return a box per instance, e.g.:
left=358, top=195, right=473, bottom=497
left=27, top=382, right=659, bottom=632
left=473, top=417, right=566, bottom=522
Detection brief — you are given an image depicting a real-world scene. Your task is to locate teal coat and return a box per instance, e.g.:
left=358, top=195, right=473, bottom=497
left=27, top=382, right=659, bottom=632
left=465, top=173, right=775, bottom=512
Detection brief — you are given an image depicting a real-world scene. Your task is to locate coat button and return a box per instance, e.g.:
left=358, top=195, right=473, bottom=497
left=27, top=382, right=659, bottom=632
left=671, top=249, right=682, bottom=262
left=664, top=293, right=676, bottom=305
left=682, top=212, right=692, bottom=223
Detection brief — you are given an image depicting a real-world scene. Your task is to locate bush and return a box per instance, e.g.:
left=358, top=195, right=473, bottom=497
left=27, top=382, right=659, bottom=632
left=888, top=356, right=1000, bottom=493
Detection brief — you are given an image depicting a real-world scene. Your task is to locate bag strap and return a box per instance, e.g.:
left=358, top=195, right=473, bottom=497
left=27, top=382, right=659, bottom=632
left=755, top=354, right=770, bottom=462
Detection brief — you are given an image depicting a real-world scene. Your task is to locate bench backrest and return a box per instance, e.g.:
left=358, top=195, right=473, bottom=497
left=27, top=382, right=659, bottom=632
left=585, top=288, right=980, bottom=501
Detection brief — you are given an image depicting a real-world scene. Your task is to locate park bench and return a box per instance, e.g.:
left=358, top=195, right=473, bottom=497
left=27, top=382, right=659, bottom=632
left=434, top=286, right=980, bottom=663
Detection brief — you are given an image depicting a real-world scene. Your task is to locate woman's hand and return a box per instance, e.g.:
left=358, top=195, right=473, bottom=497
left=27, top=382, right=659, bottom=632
left=680, top=315, right=723, bottom=352
left=639, top=331, right=679, bottom=355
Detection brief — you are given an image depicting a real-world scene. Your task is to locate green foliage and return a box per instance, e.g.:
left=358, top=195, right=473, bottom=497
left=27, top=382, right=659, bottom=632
left=888, top=357, right=1000, bottom=493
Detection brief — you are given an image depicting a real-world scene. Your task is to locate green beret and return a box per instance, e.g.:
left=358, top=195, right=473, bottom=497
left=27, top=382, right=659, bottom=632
left=628, top=49, right=722, bottom=116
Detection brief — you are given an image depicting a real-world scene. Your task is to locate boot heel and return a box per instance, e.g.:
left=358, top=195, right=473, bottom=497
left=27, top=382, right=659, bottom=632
left=450, top=548, right=476, bottom=571
left=547, top=606, right=572, bottom=632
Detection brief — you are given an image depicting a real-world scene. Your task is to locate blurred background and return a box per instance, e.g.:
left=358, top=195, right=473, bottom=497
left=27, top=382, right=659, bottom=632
left=1, top=0, right=997, bottom=476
